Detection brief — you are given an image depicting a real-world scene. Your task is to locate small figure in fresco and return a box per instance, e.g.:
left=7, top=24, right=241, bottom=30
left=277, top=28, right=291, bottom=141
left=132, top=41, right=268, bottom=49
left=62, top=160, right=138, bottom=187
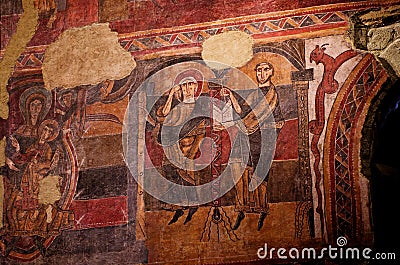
left=5, top=88, right=52, bottom=173
left=4, top=119, right=74, bottom=257
left=151, top=70, right=207, bottom=225
left=9, top=119, right=61, bottom=226
left=12, top=87, right=52, bottom=137
left=54, top=89, right=82, bottom=139
left=229, top=62, right=285, bottom=231
left=3, top=88, right=74, bottom=257
left=55, top=89, right=77, bottom=122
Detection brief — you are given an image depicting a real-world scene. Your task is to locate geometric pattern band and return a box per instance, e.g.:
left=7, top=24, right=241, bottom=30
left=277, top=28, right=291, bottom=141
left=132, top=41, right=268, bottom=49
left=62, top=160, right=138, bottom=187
left=4, top=9, right=354, bottom=70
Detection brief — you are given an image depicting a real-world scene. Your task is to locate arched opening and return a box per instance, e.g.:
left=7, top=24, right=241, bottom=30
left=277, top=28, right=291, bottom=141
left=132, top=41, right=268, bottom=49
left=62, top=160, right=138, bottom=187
left=368, top=79, right=400, bottom=253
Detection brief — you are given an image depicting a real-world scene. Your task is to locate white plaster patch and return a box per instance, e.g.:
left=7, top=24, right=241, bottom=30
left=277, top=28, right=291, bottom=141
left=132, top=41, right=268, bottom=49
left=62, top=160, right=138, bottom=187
left=38, top=175, right=61, bottom=205
left=201, top=31, right=253, bottom=70
left=42, top=23, right=136, bottom=90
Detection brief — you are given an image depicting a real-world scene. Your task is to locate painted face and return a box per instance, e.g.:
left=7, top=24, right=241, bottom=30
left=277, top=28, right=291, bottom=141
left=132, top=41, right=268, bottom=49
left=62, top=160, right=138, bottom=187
left=40, top=125, right=53, bottom=142
left=181, top=81, right=197, bottom=102
left=255, top=63, right=273, bottom=85
left=62, top=92, right=73, bottom=108
left=29, top=99, right=43, bottom=124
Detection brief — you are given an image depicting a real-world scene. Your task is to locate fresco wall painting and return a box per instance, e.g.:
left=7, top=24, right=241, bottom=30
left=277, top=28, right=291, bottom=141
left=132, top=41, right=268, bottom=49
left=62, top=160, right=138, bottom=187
left=0, top=0, right=396, bottom=263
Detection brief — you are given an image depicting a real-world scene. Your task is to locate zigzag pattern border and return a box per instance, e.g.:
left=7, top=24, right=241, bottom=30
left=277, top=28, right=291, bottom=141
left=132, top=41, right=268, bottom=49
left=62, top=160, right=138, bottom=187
left=119, top=10, right=350, bottom=56
left=2, top=7, right=356, bottom=70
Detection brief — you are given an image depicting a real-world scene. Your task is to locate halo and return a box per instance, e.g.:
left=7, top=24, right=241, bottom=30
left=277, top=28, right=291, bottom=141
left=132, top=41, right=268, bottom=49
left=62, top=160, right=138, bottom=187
left=38, top=119, right=60, bottom=142
left=19, top=87, right=52, bottom=123
left=178, top=76, right=197, bottom=85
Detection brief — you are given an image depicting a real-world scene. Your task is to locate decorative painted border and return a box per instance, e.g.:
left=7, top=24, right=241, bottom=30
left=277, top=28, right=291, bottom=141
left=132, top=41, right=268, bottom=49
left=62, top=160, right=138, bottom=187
left=1, top=1, right=386, bottom=70
left=4, top=10, right=350, bottom=70
left=118, top=10, right=350, bottom=57
left=324, top=53, right=388, bottom=242
left=1, top=129, right=80, bottom=261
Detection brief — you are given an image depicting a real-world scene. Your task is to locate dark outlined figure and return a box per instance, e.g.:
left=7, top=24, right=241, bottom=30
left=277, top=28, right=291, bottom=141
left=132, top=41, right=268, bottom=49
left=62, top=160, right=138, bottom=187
left=230, top=62, right=285, bottom=231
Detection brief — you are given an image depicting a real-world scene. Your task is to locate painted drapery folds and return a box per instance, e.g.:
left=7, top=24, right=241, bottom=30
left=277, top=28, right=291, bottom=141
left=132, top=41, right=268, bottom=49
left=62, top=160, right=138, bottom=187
left=0, top=0, right=397, bottom=264
left=1, top=84, right=77, bottom=259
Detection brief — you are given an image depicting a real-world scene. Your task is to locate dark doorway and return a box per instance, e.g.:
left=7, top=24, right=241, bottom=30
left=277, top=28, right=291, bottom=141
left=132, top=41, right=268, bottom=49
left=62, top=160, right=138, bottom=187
left=370, top=79, right=400, bottom=255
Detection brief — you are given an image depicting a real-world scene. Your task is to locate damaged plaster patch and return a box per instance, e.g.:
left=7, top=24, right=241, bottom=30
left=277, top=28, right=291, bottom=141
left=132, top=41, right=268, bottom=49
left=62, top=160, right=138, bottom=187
left=42, top=23, right=136, bottom=90
left=201, top=31, right=253, bottom=70
left=38, top=175, right=61, bottom=205
left=0, top=0, right=38, bottom=119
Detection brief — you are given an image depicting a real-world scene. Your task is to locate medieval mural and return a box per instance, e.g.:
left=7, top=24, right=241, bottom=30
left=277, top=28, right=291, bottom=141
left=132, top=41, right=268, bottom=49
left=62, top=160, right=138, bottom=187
left=0, top=0, right=397, bottom=264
